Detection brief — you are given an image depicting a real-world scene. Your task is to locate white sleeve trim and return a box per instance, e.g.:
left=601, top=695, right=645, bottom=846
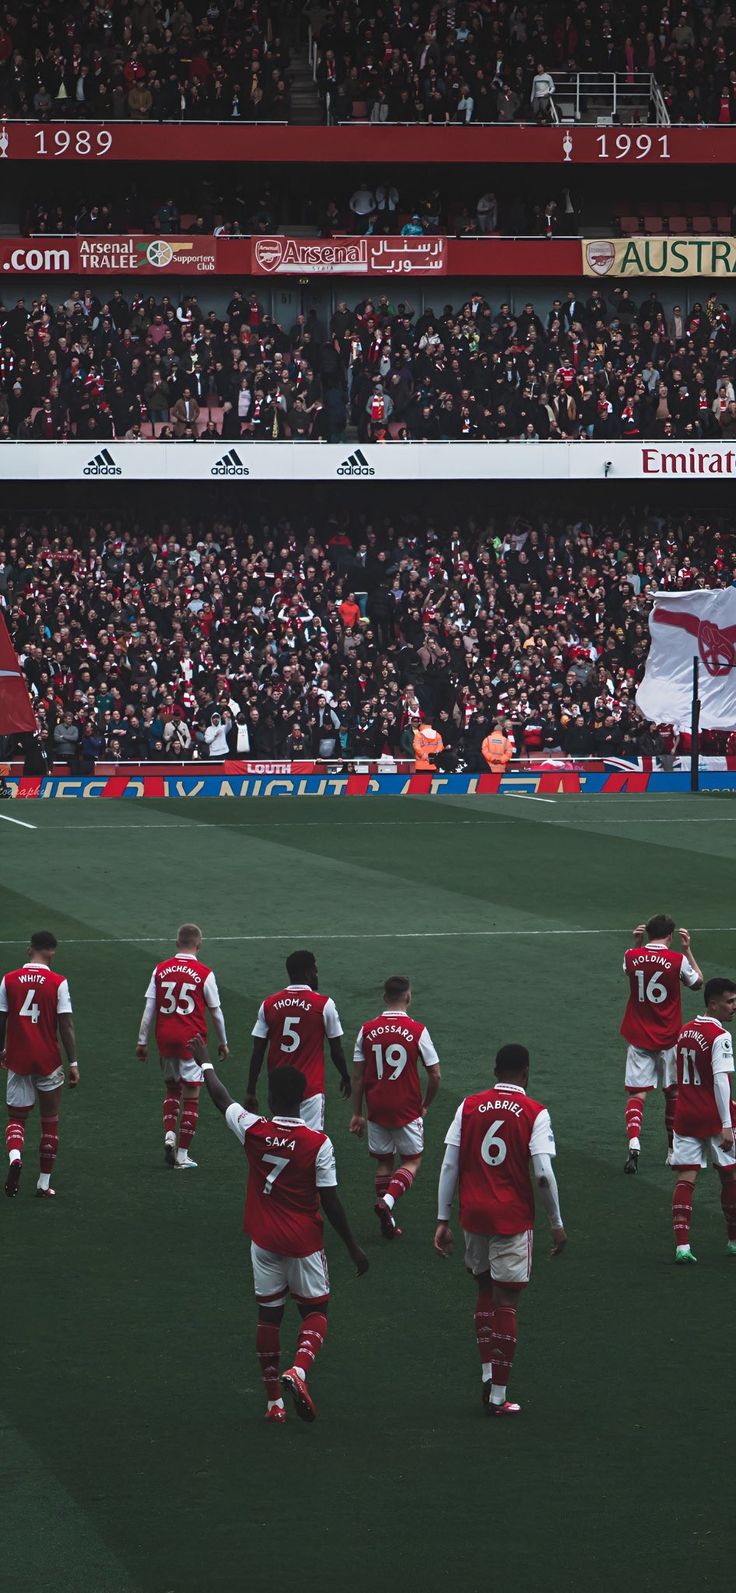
left=529, top=1107, right=556, bottom=1158
left=712, top=1032, right=734, bottom=1075
left=138, top=994, right=156, bottom=1045
left=444, top=1101, right=463, bottom=1148
left=437, top=1141, right=460, bottom=1220
left=56, top=978, right=73, bottom=1016
left=225, top=1102, right=260, bottom=1143
left=315, top=1135, right=338, bottom=1188
left=323, top=997, right=343, bottom=1040
left=680, top=956, right=700, bottom=988
left=251, top=1001, right=268, bottom=1039
left=353, top=1026, right=365, bottom=1064
left=531, top=1153, right=563, bottom=1228
left=419, top=1027, right=440, bottom=1068
left=144, top=972, right=156, bottom=1000
left=0, top=978, right=6, bottom=1014
left=203, top=970, right=221, bottom=1009
left=714, top=1072, right=733, bottom=1129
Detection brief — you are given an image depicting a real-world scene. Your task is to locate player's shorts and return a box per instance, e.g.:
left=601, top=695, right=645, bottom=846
left=463, top=1228, right=534, bottom=1289
left=160, top=1056, right=203, bottom=1087
left=672, top=1131, right=736, bottom=1170
left=625, top=1045, right=676, bottom=1091
left=299, top=1093, right=325, bottom=1132
left=250, top=1242, right=330, bottom=1307
left=367, top=1116, right=424, bottom=1158
left=6, top=1066, right=65, bottom=1109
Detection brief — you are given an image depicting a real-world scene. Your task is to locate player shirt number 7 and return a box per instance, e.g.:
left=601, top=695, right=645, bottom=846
left=225, top=1102, right=337, bottom=1257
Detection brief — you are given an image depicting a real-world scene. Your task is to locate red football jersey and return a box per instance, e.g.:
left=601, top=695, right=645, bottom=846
left=457, top=1085, right=551, bottom=1236
left=674, top=1017, right=735, bottom=1138
left=0, top=964, right=71, bottom=1076
left=621, top=944, right=695, bottom=1050
left=242, top=1116, right=332, bottom=1257
left=148, top=956, right=214, bottom=1059
left=355, top=1011, right=439, bottom=1126
left=254, top=986, right=342, bottom=1099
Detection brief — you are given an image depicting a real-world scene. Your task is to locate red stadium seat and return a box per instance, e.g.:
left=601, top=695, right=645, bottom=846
left=642, top=215, right=664, bottom=233
left=618, top=215, right=641, bottom=234
left=691, top=215, right=713, bottom=232
left=666, top=215, right=688, bottom=232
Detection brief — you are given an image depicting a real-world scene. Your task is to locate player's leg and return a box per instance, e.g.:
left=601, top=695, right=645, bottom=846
left=175, top=1072, right=202, bottom=1169
left=624, top=1047, right=657, bottom=1172
left=367, top=1118, right=400, bottom=1236
left=299, top=1093, right=325, bottom=1132
left=281, top=1251, right=331, bottom=1422
left=663, top=1049, right=678, bottom=1164
left=462, top=1233, right=495, bottom=1404
left=671, top=1137, right=700, bottom=1261
left=251, top=1244, right=288, bottom=1421
left=36, top=1079, right=63, bottom=1198
left=487, top=1230, right=533, bottom=1415
left=161, top=1059, right=182, bottom=1165
left=379, top=1119, right=425, bottom=1231
left=5, top=1070, right=33, bottom=1197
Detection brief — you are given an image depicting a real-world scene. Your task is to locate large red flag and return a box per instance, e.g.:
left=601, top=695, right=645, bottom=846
left=0, top=610, right=36, bottom=734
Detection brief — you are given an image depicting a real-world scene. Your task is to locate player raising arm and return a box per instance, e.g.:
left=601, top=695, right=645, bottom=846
left=0, top=931, right=79, bottom=1200
left=246, top=949, right=350, bottom=1131
left=434, top=1043, right=566, bottom=1418
left=191, top=1036, right=367, bottom=1424
left=670, top=977, right=736, bottom=1264
left=136, top=923, right=228, bottom=1169
left=350, top=975, right=440, bottom=1239
left=621, top=913, right=703, bottom=1174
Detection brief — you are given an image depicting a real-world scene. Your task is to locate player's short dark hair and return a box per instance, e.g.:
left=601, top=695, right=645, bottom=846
left=495, top=1043, right=530, bottom=1078
left=176, top=923, right=202, bottom=948
left=269, top=1066, right=307, bottom=1115
left=645, top=913, right=675, bottom=941
left=705, top=976, right=736, bottom=1004
left=384, top=975, right=411, bottom=1001
left=286, top=949, right=316, bottom=983
left=30, top=931, right=57, bottom=952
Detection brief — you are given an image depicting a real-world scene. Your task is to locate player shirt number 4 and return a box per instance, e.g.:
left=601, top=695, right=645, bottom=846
left=354, top=1011, right=439, bottom=1127
left=445, top=1085, right=556, bottom=1236
left=621, top=942, right=700, bottom=1051
left=0, top=964, right=72, bottom=1076
left=147, top=957, right=220, bottom=1059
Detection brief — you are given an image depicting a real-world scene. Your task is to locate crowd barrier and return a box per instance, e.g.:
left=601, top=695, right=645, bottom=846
left=4, top=770, right=736, bottom=798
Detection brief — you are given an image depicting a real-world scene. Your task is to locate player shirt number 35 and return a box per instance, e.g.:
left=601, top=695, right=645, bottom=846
left=354, top=1011, right=439, bottom=1126
left=147, top=956, right=220, bottom=1059
left=225, top=1103, right=337, bottom=1257
left=674, top=1017, right=735, bottom=1138
left=445, top=1084, right=556, bottom=1236
left=621, top=942, right=699, bottom=1051
left=0, top=964, right=72, bottom=1075
left=252, top=985, right=343, bottom=1100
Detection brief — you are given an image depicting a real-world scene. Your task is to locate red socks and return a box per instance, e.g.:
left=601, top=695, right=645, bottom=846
left=386, top=1166, right=415, bottom=1203
left=489, top=1305, right=517, bottom=1388
left=256, top=1321, right=281, bottom=1401
left=673, top=1180, right=694, bottom=1246
left=474, top=1287, right=494, bottom=1366
left=625, top=1094, right=644, bottom=1144
left=664, top=1086, right=677, bottom=1148
left=374, top=1171, right=391, bottom=1200
left=719, top=1174, right=736, bottom=1241
left=39, top=1116, right=59, bottom=1175
left=162, top=1088, right=181, bottom=1136
left=178, top=1097, right=199, bottom=1150
left=5, top=1109, right=28, bottom=1161
left=294, top=1312, right=328, bottom=1377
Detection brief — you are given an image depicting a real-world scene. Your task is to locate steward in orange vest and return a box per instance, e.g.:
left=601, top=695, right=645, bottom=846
left=481, top=724, right=513, bottom=773
left=413, top=720, right=444, bottom=771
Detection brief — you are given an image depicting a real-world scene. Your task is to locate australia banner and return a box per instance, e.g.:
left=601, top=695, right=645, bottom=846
left=636, top=588, right=736, bottom=730
left=583, top=236, right=736, bottom=278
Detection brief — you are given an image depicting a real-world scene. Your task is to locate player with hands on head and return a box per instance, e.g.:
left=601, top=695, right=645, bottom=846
left=670, top=976, right=736, bottom=1264
left=136, top=923, right=229, bottom=1169
left=434, top=1042, right=565, bottom=1418
left=0, top=931, right=79, bottom=1200
left=621, top=914, right=703, bottom=1174
left=191, top=1035, right=367, bottom=1424
left=246, top=949, right=350, bottom=1130
left=350, top=974, right=441, bottom=1239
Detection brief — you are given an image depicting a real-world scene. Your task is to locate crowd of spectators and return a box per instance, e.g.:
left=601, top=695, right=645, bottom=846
left=4, top=283, right=736, bottom=442
left=2, top=505, right=733, bottom=772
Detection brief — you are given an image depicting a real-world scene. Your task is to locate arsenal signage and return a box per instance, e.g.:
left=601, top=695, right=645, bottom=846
left=252, top=235, right=446, bottom=276
left=583, top=235, right=736, bottom=277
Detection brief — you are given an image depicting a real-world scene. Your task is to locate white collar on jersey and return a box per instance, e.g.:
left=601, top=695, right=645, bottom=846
left=494, top=1081, right=526, bottom=1093
left=286, top=984, right=312, bottom=991
left=174, top=951, right=198, bottom=959
left=272, top=1115, right=307, bottom=1126
left=645, top=941, right=670, bottom=948
left=382, top=1009, right=411, bottom=1015
left=23, top=961, right=49, bottom=969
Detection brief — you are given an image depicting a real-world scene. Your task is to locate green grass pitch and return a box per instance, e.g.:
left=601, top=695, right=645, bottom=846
left=1, top=792, right=735, bottom=1593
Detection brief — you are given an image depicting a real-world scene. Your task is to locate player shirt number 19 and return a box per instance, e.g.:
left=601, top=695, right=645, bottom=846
left=621, top=943, right=698, bottom=1050
left=354, top=1011, right=439, bottom=1127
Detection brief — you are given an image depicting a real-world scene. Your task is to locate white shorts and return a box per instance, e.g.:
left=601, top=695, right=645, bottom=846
left=161, top=1056, right=204, bottom=1086
left=672, top=1131, right=736, bottom=1170
left=463, top=1228, right=534, bottom=1288
left=625, top=1045, right=676, bottom=1091
left=299, top=1093, right=325, bottom=1132
left=367, top=1116, right=424, bottom=1158
left=250, top=1242, right=330, bottom=1307
left=6, top=1066, right=65, bottom=1109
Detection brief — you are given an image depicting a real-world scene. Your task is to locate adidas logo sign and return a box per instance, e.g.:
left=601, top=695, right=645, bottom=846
left=211, top=447, right=250, bottom=477
left=83, top=447, right=121, bottom=476
left=337, top=448, right=374, bottom=477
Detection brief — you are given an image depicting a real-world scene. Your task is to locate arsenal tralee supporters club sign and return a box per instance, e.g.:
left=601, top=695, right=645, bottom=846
left=0, top=236, right=218, bottom=276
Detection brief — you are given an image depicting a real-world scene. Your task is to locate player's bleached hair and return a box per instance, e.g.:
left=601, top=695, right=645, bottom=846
left=269, top=1065, right=307, bottom=1115
left=286, top=948, right=316, bottom=983
left=384, top=975, right=411, bottom=1001
left=645, top=913, right=675, bottom=941
left=704, top=976, right=736, bottom=1004
left=176, top=923, right=202, bottom=949
left=30, top=930, right=57, bottom=952
left=495, top=1043, right=530, bottom=1078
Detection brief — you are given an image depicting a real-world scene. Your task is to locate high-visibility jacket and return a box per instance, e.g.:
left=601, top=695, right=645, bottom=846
left=482, top=731, right=512, bottom=772
left=413, top=727, right=444, bottom=770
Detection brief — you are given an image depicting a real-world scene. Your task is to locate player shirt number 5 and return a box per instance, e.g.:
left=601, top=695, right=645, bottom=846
left=0, top=964, right=72, bottom=1076
left=354, top=1010, right=439, bottom=1127
left=621, top=942, right=699, bottom=1051
left=225, top=1103, right=337, bottom=1258
left=147, top=956, right=220, bottom=1059
left=252, top=985, right=343, bottom=1100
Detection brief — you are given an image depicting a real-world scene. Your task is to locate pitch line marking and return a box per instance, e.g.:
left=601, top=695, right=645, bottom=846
left=503, top=792, right=556, bottom=804
left=0, top=812, right=37, bottom=829
left=0, top=927, right=734, bottom=947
